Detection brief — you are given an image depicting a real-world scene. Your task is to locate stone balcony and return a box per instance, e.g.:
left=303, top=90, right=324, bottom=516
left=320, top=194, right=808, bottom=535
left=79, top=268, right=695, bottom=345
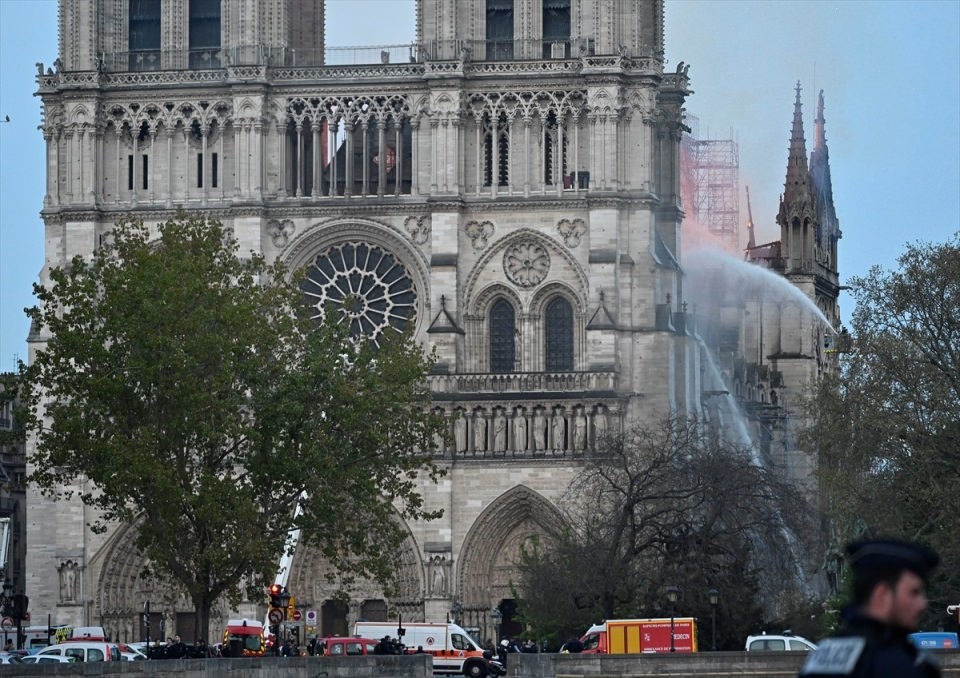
left=428, top=370, right=617, bottom=398
left=427, top=371, right=620, bottom=461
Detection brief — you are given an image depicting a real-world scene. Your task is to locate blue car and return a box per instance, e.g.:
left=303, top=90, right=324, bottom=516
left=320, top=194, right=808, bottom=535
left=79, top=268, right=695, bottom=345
left=909, top=632, right=959, bottom=650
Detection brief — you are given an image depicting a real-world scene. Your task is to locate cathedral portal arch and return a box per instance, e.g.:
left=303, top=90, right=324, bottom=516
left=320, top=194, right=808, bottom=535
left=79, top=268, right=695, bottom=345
left=457, top=485, right=567, bottom=622
left=92, top=520, right=227, bottom=644
left=285, top=514, right=426, bottom=631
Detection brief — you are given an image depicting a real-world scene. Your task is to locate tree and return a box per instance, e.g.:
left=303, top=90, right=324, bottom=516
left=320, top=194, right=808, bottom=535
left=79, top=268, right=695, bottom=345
left=22, top=214, right=446, bottom=640
left=514, top=416, right=816, bottom=649
left=800, top=232, right=960, bottom=623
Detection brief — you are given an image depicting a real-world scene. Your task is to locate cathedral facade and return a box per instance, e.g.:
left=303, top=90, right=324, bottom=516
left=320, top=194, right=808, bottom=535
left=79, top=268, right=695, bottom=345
left=26, top=0, right=839, bottom=643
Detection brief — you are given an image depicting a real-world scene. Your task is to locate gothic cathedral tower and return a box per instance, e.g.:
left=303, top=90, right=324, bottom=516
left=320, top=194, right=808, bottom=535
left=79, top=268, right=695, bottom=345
left=28, top=0, right=705, bottom=642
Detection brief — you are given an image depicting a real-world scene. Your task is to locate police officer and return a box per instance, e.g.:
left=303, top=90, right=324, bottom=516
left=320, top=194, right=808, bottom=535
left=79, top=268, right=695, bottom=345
left=799, top=538, right=940, bottom=678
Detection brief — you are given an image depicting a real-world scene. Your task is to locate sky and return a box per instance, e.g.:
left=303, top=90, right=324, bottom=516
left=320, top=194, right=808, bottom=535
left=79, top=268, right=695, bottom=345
left=1, top=0, right=958, bottom=370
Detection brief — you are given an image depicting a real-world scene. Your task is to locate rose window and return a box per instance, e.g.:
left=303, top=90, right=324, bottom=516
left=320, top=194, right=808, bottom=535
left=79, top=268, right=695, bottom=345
left=504, top=241, right=550, bottom=288
left=302, top=242, right=417, bottom=345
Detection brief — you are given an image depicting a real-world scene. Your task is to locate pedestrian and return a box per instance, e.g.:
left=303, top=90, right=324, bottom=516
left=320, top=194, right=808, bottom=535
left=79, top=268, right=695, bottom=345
left=169, top=634, right=188, bottom=659
left=3, top=639, right=13, bottom=652
left=799, top=538, right=940, bottom=677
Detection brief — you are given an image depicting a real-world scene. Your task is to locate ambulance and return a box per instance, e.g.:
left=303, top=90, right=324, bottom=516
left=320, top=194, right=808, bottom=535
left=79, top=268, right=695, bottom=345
left=353, top=621, right=488, bottom=677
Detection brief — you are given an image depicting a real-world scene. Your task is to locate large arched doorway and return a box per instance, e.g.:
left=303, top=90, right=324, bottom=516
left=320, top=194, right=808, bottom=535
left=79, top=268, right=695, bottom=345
left=456, top=485, right=567, bottom=642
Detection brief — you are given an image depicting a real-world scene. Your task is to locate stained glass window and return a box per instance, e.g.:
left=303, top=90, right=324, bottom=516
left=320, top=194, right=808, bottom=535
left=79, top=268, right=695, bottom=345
left=489, top=299, right=516, bottom=373
left=544, top=297, right=573, bottom=371
left=301, top=242, right=417, bottom=347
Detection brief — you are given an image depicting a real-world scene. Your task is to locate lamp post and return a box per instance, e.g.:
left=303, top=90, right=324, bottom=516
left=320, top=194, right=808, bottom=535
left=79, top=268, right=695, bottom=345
left=665, top=586, right=679, bottom=653
left=490, top=607, right=503, bottom=643
left=277, top=587, right=291, bottom=655
left=708, top=589, right=719, bottom=651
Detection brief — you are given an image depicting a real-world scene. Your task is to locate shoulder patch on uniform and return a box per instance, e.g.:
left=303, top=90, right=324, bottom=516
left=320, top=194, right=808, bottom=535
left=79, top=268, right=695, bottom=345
left=800, top=637, right=866, bottom=675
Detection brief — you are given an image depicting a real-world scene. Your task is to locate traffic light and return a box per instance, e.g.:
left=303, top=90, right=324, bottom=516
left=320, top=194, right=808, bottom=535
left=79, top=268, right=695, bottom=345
left=11, top=594, right=28, bottom=620
left=269, top=584, right=283, bottom=609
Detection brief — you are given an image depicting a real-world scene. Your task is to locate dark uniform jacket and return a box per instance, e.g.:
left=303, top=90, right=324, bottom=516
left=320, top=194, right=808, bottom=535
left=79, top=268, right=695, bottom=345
left=799, top=614, right=940, bottom=678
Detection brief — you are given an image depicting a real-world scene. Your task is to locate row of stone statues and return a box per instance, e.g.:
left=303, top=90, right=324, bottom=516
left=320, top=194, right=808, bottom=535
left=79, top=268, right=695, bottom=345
left=449, top=405, right=609, bottom=454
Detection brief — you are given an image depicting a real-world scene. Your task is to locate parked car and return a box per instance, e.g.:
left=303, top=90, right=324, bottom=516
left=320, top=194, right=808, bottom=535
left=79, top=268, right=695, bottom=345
left=745, top=632, right=817, bottom=651
left=35, top=641, right=122, bottom=662
left=0, top=652, right=24, bottom=664
left=322, top=636, right=380, bottom=656
left=21, top=654, right=77, bottom=664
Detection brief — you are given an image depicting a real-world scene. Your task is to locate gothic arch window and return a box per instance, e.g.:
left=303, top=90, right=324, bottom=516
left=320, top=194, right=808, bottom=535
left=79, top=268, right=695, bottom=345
left=483, top=113, right=510, bottom=187
left=129, top=0, right=161, bottom=71
left=543, top=111, right=567, bottom=185
left=542, top=0, right=571, bottom=58
left=489, top=298, right=516, bottom=373
left=189, top=0, right=222, bottom=68
left=544, top=296, right=573, bottom=371
left=486, top=0, right=514, bottom=60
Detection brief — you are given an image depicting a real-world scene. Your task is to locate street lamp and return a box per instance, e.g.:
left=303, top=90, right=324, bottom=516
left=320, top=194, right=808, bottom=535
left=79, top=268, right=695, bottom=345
left=708, top=588, right=719, bottom=651
left=665, top=586, right=680, bottom=653
left=490, top=607, right=503, bottom=643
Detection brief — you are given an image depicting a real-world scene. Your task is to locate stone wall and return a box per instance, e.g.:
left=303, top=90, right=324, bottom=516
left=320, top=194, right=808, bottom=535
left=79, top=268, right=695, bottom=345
left=510, top=650, right=960, bottom=677
left=8, top=652, right=960, bottom=677
left=6, top=655, right=432, bottom=677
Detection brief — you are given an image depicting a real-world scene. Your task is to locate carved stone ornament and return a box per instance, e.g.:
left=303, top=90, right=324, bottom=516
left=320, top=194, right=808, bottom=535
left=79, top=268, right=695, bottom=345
left=404, top=215, right=431, bottom=245
left=557, top=218, right=586, bottom=247
left=465, top=220, right=494, bottom=250
left=504, top=240, right=550, bottom=288
left=267, top=219, right=295, bottom=248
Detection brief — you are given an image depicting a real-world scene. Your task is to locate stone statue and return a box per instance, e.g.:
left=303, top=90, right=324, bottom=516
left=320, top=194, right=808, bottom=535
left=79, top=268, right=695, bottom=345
left=431, top=556, right=446, bottom=596
left=552, top=409, right=566, bottom=451
left=454, top=410, right=467, bottom=452
left=573, top=407, right=587, bottom=450
left=532, top=409, right=546, bottom=451
left=60, top=561, right=78, bottom=602
left=492, top=409, right=507, bottom=452
left=513, top=408, right=527, bottom=452
left=473, top=411, right=486, bottom=452
left=593, top=406, right=608, bottom=446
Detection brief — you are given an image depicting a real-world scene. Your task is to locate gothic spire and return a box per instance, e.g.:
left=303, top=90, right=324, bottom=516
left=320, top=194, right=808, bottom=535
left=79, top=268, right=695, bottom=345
left=810, top=89, right=840, bottom=240
left=745, top=185, right=756, bottom=251
left=782, top=81, right=813, bottom=208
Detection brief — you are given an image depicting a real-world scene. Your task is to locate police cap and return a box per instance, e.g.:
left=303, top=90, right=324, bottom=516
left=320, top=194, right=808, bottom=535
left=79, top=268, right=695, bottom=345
left=845, top=538, right=939, bottom=580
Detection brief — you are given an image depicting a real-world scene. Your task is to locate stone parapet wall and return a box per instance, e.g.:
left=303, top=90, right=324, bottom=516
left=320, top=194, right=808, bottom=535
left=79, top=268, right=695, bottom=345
left=510, top=650, right=960, bottom=677
left=9, top=652, right=960, bottom=676
left=6, top=655, right=432, bottom=677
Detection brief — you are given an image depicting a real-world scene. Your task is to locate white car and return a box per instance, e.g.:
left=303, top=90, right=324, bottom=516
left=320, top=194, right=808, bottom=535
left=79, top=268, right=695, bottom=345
left=21, top=654, right=77, bottom=664
left=0, top=652, right=23, bottom=664
left=745, top=632, right=817, bottom=651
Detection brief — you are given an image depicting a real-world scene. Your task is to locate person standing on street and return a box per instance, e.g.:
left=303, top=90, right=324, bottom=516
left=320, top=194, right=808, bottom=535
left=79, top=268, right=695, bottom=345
left=799, top=538, right=940, bottom=678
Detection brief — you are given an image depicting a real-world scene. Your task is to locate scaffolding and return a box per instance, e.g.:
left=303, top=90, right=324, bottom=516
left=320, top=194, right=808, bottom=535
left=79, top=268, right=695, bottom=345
left=680, top=116, right=741, bottom=253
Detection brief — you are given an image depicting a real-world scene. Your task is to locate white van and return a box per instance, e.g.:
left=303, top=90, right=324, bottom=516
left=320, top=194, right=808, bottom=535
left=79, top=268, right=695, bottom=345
left=35, top=641, right=122, bottom=662
left=353, top=621, right=487, bottom=677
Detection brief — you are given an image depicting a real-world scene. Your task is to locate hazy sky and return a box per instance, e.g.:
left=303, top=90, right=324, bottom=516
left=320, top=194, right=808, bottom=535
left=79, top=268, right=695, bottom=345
left=1, top=0, right=958, bottom=369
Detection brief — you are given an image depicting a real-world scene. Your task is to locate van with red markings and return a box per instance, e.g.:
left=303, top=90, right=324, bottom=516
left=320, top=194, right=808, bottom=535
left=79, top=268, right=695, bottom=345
left=580, top=617, right=699, bottom=654
left=353, top=621, right=487, bottom=677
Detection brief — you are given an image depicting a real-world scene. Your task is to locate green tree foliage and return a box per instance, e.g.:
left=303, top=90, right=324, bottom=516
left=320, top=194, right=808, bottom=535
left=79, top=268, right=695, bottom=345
left=514, top=416, right=816, bottom=650
left=22, top=214, right=445, bottom=640
left=801, top=232, right=960, bottom=624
